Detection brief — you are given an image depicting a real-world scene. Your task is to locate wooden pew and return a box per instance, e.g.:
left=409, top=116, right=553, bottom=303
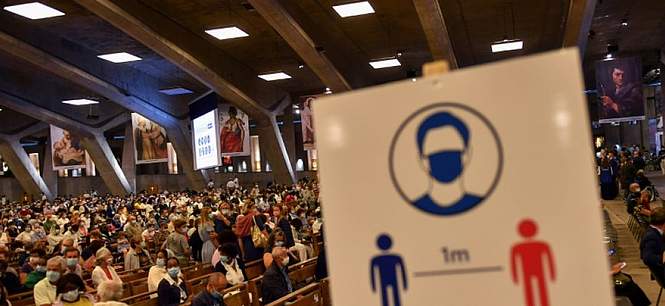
left=121, top=269, right=149, bottom=283
left=222, top=283, right=252, bottom=306
left=183, top=263, right=212, bottom=279
left=247, top=275, right=264, bottom=306
left=121, top=290, right=158, bottom=306
left=288, top=258, right=318, bottom=288
left=265, top=283, right=323, bottom=306
left=7, top=291, right=33, bottom=306
left=248, top=258, right=317, bottom=306
left=186, top=273, right=211, bottom=298
left=128, top=277, right=150, bottom=296
left=244, top=259, right=265, bottom=280
left=320, top=278, right=331, bottom=306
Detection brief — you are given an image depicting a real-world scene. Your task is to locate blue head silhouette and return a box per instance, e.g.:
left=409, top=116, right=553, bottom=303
left=416, top=112, right=470, bottom=183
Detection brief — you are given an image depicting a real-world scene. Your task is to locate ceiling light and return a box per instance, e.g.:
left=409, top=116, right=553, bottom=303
left=258, top=72, right=292, bottom=81
left=62, top=99, right=99, bottom=106
left=491, top=39, right=524, bottom=53
left=298, top=64, right=305, bottom=69
left=333, top=1, right=375, bottom=18
left=205, top=27, right=249, bottom=40
left=159, top=87, right=193, bottom=96
left=97, top=52, right=142, bottom=63
left=3, top=2, right=65, bottom=20
left=369, top=58, right=401, bottom=69
left=411, top=78, right=417, bottom=82
left=620, top=19, right=628, bottom=26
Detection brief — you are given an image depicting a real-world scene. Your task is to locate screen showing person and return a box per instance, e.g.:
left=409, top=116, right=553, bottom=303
left=219, top=105, right=249, bottom=156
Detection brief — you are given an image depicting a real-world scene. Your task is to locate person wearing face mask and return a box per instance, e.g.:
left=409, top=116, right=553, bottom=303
left=20, top=250, right=45, bottom=284
left=148, top=250, right=168, bottom=295
left=192, top=273, right=228, bottom=306
left=124, top=239, right=153, bottom=271
left=263, top=229, right=298, bottom=269
left=261, top=247, right=293, bottom=304
left=54, top=273, right=95, bottom=306
left=213, top=243, right=247, bottom=286
left=157, top=257, right=188, bottom=306
left=214, top=203, right=233, bottom=233
left=63, top=248, right=83, bottom=278
left=34, top=256, right=66, bottom=306
left=91, top=248, right=121, bottom=288
left=24, top=257, right=47, bottom=289
left=15, top=225, right=34, bottom=245
left=166, top=219, right=191, bottom=266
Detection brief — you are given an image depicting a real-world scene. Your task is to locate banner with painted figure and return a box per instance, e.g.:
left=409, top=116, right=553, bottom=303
left=300, top=95, right=318, bottom=150
left=131, top=113, right=169, bottom=164
left=50, top=125, right=86, bottom=170
left=219, top=105, right=250, bottom=157
left=595, top=56, right=645, bottom=123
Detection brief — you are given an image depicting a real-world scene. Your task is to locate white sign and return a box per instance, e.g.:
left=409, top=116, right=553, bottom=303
left=192, top=109, right=221, bottom=170
left=314, top=50, right=613, bottom=306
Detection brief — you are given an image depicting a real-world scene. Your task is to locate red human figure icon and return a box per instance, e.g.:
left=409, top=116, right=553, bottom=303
left=510, top=219, right=556, bottom=306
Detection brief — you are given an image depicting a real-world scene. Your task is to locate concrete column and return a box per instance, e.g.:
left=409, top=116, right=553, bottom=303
left=255, top=116, right=295, bottom=184
left=121, top=123, right=137, bottom=192
left=282, top=107, right=298, bottom=172
left=0, top=139, right=53, bottom=200
left=42, top=137, right=58, bottom=198
left=81, top=132, right=132, bottom=195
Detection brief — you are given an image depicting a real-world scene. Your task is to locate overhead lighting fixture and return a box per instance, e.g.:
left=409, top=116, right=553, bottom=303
left=620, top=19, right=628, bottom=26
left=369, top=58, right=401, bottom=69
left=62, top=99, right=99, bottom=106
left=97, top=52, right=142, bottom=63
left=3, top=2, right=65, bottom=20
left=258, top=72, right=292, bottom=81
left=159, top=87, right=193, bottom=96
left=333, top=1, right=375, bottom=18
left=491, top=39, right=524, bottom=53
left=205, top=26, right=249, bottom=40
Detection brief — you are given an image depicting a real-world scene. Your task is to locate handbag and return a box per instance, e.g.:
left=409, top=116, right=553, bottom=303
left=251, top=216, right=268, bottom=248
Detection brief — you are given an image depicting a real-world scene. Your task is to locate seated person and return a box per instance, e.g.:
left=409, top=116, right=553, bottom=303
left=640, top=207, right=665, bottom=279
left=24, top=257, right=47, bottom=289
left=124, top=239, right=152, bottom=271
left=34, top=256, right=66, bottom=306
left=0, top=260, right=24, bottom=293
left=158, top=257, right=188, bottom=306
left=54, top=273, right=95, bottom=306
left=95, top=280, right=125, bottom=306
left=635, top=170, right=653, bottom=190
left=63, top=247, right=83, bottom=277
left=625, top=183, right=642, bottom=215
left=148, top=250, right=168, bottom=294
left=261, top=247, right=294, bottom=304
left=191, top=273, right=227, bottom=306
left=213, top=243, right=247, bottom=286
left=263, top=229, right=298, bottom=269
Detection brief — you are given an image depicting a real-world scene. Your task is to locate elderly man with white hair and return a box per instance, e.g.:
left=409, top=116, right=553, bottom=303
left=34, top=256, right=66, bottom=306
left=95, top=280, right=128, bottom=306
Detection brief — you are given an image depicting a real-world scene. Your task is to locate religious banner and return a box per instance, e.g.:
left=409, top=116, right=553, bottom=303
left=595, top=56, right=645, bottom=123
left=131, top=113, right=168, bottom=164
left=300, top=95, right=318, bottom=150
left=219, top=105, right=250, bottom=157
left=50, top=125, right=86, bottom=170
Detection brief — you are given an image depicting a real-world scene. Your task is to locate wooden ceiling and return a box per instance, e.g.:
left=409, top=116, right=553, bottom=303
left=0, top=0, right=661, bottom=137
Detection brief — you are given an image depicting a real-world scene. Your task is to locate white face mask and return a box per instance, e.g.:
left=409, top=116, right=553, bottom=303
left=282, top=257, right=290, bottom=266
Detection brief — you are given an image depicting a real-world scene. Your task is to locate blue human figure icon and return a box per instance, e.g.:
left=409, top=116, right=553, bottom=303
left=370, top=234, right=407, bottom=306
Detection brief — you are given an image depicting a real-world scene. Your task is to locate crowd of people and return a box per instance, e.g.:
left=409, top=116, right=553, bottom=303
left=0, top=177, right=325, bottom=305
left=596, top=145, right=659, bottom=201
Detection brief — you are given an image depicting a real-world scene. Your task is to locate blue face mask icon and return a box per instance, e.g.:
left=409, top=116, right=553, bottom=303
left=427, top=151, right=463, bottom=183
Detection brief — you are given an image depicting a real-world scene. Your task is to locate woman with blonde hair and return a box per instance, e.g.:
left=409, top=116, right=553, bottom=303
left=91, top=248, right=121, bottom=288
left=198, top=207, right=215, bottom=264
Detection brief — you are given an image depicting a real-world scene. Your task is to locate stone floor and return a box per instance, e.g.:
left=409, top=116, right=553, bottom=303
left=604, top=171, right=665, bottom=305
